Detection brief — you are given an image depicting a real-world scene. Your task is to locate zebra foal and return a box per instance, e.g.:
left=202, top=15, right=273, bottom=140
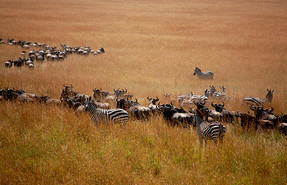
left=84, top=99, right=129, bottom=125
left=194, top=109, right=226, bottom=145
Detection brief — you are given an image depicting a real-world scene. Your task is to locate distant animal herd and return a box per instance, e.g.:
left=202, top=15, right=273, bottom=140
left=1, top=38, right=286, bottom=145
left=0, top=38, right=105, bottom=69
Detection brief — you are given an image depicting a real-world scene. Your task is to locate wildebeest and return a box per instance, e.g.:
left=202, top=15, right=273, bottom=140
left=117, top=98, right=151, bottom=120
left=147, top=96, right=159, bottom=113
left=211, top=102, right=238, bottom=123
left=158, top=103, right=194, bottom=127
left=249, top=105, right=277, bottom=130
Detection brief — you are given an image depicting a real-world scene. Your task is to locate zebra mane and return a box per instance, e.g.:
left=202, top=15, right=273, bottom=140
left=195, top=67, right=201, bottom=72
left=196, top=109, right=205, bottom=119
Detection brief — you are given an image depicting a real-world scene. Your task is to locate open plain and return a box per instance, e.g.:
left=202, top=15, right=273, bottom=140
left=0, top=0, right=287, bottom=184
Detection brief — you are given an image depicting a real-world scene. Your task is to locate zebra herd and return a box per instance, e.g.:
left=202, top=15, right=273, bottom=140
left=1, top=38, right=105, bottom=69
left=1, top=85, right=286, bottom=145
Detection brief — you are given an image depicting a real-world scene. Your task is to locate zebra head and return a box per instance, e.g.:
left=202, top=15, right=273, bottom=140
left=266, top=89, right=274, bottom=102
left=193, top=67, right=201, bottom=75
left=204, top=89, right=210, bottom=98
left=220, top=86, right=226, bottom=93
left=209, top=86, right=216, bottom=95
left=84, top=97, right=97, bottom=112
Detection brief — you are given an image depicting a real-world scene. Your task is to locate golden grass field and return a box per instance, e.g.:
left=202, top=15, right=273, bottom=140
left=0, top=0, right=287, bottom=184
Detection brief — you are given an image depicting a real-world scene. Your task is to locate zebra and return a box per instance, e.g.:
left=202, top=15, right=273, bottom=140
left=84, top=99, right=129, bottom=125
left=243, top=89, right=274, bottom=107
left=193, top=67, right=214, bottom=80
left=194, top=109, right=226, bottom=145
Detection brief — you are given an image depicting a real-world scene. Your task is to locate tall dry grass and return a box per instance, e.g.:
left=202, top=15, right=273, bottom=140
left=0, top=0, right=287, bottom=184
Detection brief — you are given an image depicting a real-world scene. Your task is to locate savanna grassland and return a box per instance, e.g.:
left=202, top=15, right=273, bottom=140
left=0, top=0, right=287, bottom=184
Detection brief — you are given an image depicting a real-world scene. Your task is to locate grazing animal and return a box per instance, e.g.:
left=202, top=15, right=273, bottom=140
left=85, top=98, right=129, bottom=125
left=94, top=47, right=105, bottom=55
left=93, top=88, right=111, bottom=101
left=5, top=60, right=13, bottom=68
left=194, top=101, right=210, bottom=119
left=17, top=93, right=38, bottom=103
left=114, top=89, right=128, bottom=99
left=94, top=101, right=110, bottom=109
left=159, top=103, right=194, bottom=127
left=243, top=89, right=274, bottom=107
left=249, top=105, right=277, bottom=130
left=46, top=98, right=61, bottom=105
left=211, top=102, right=237, bottom=123
left=190, top=93, right=209, bottom=104
left=194, top=109, right=226, bottom=145
left=193, top=67, right=214, bottom=80
left=278, top=122, right=287, bottom=135
left=239, top=112, right=256, bottom=131
left=210, top=86, right=231, bottom=102
left=177, top=93, right=191, bottom=103
left=147, top=96, right=159, bottom=112
left=117, top=98, right=151, bottom=120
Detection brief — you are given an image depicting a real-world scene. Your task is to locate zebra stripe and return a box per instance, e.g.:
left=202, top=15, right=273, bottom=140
left=194, top=109, right=226, bottom=145
left=85, top=102, right=129, bottom=125
left=202, top=122, right=226, bottom=144
left=243, top=97, right=265, bottom=107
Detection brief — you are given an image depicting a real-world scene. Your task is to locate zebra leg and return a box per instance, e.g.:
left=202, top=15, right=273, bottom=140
left=219, top=135, right=223, bottom=144
left=204, top=139, right=208, bottom=146
left=213, top=138, right=218, bottom=145
left=199, top=135, right=204, bottom=145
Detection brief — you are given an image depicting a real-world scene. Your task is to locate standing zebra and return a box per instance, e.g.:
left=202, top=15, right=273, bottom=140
left=194, top=109, right=226, bottom=145
left=193, top=67, right=214, bottom=80
left=243, top=89, right=274, bottom=107
left=84, top=99, right=129, bottom=125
